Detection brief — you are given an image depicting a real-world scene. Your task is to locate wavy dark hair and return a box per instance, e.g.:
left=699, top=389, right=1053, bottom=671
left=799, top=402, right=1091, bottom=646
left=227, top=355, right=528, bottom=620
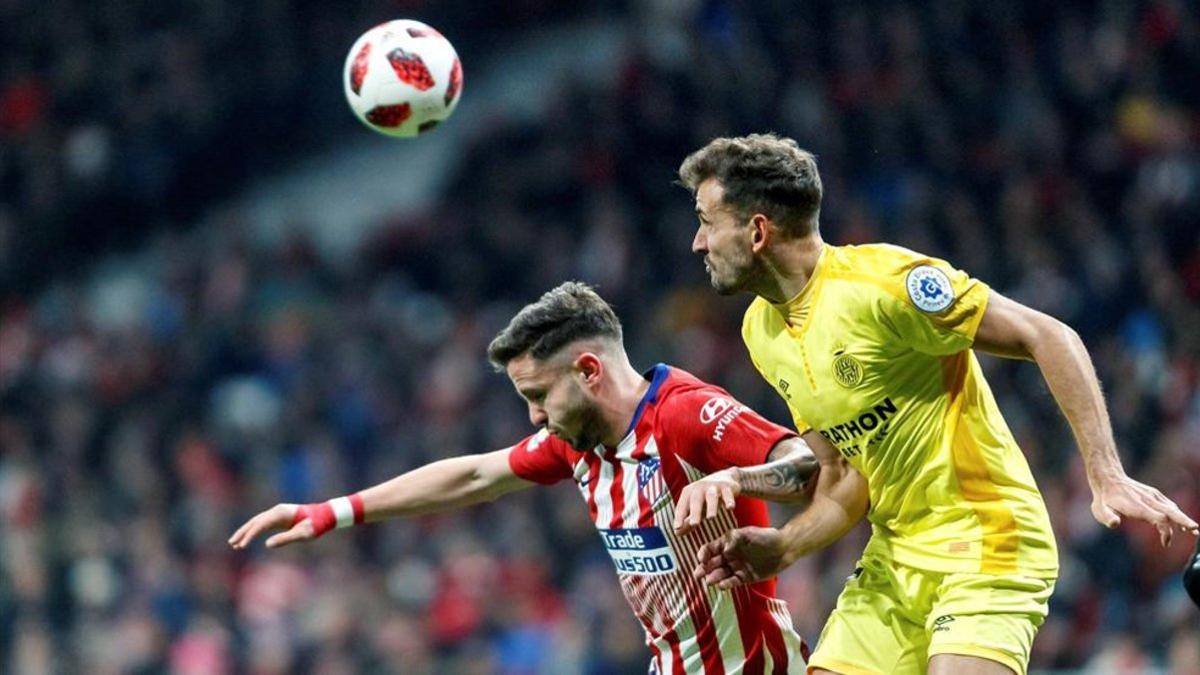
left=487, top=281, right=623, bottom=369
left=678, top=133, right=823, bottom=237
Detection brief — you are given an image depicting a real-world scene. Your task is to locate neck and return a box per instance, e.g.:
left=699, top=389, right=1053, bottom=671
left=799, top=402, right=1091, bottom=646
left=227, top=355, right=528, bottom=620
left=753, top=233, right=825, bottom=304
left=600, top=362, right=653, bottom=446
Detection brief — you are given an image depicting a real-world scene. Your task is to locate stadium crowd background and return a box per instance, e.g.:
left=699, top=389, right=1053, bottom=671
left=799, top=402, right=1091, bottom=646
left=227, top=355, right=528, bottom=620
left=2, top=1, right=1200, bottom=673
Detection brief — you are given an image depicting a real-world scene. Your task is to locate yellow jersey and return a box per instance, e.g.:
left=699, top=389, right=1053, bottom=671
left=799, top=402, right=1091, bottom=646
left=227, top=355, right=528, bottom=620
left=741, top=243, right=1058, bottom=578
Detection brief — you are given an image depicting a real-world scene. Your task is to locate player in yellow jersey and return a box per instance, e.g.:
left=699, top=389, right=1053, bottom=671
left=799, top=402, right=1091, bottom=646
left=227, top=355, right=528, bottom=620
left=670, top=133, right=1199, bottom=675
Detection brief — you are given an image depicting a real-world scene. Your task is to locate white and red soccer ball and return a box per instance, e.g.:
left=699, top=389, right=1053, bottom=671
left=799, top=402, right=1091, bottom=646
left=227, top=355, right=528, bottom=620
left=343, top=20, right=463, bottom=138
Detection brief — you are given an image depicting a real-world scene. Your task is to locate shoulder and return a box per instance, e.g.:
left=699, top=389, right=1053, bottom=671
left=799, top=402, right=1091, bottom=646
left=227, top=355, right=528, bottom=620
left=511, top=428, right=580, bottom=463
left=741, top=296, right=779, bottom=342
left=653, top=368, right=734, bottom=426
left=825, top=243, right=927, bottom=285
left=823, top=243, right=963, bottom=309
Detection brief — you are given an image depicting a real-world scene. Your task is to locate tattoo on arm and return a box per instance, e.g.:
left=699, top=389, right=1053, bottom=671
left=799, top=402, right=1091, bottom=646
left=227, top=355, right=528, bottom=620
left=735, top=441, right=818, bottom=501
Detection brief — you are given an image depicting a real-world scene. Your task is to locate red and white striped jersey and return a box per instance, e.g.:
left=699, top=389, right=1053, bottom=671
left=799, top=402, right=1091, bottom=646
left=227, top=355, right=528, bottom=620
left=508, top=364, right=810, bottom=674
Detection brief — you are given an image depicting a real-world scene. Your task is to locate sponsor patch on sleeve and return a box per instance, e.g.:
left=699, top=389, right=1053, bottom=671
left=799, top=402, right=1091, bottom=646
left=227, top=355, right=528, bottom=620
left=905, top=265, right=955, bottom=312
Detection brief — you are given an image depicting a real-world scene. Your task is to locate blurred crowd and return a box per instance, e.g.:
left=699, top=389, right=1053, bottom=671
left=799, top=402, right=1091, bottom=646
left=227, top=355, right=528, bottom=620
left=3, top=1, right=1200, bottom=673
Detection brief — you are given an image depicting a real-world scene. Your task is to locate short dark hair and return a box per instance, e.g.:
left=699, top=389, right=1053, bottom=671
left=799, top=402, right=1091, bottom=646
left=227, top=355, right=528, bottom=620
left=487, top=282, right=623, bottom=369
left=678, top=133, right=823, bottom=237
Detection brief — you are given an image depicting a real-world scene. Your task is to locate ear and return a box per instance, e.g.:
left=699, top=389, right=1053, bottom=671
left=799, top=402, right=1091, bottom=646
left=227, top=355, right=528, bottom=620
left=749, top=213, right=772, bottom=253
left=574, top=352, right=603, bottom=388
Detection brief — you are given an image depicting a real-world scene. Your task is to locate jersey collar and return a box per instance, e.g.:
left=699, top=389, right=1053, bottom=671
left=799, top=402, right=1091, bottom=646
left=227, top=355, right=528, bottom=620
left=620, top=363, right=670, bottom=440
left=771, top=244, right=829, bottom=325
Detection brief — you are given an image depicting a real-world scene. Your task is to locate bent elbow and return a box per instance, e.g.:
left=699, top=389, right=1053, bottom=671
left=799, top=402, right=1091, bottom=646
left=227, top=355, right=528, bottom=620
left=1027, top=314, right=1077, bottom=363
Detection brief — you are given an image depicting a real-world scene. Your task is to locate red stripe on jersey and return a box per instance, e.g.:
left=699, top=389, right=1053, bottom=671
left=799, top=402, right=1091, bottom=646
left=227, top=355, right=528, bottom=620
left=668, top=503, right=726, bottom=673
left=761, top=598, right=788, bottom=674
left=685, top=559, right=724, bottom=674
left=638, top=568, right=683, bottom=674
left=648, top=642, right=662, bottom=675
left=606, top=449, right=626, bottom=529
left=731, top=587, right=766, bottom=674
left=656, top=587, right=685, bottom=675
left=585, top=459, right=602, bottom=524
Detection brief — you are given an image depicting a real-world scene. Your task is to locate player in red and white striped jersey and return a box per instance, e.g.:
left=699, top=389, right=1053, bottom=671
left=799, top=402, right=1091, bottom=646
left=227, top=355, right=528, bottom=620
left=230, top=282, right=825, bottom=674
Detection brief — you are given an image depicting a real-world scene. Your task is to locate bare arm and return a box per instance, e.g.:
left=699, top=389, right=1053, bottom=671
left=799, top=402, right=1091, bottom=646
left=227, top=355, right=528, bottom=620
left=673, top=436, right=819, bottom=535
left=974, top=290, right=1197, bottom=544
left=735, top=437, right=820, bottom=502
left=229, top=449, right=533, bottom=549
left=775, top=430, right=870, bottom=559
left=694, top=430, right=870, bottom=588
left=359, top=449, right=532, bottom=520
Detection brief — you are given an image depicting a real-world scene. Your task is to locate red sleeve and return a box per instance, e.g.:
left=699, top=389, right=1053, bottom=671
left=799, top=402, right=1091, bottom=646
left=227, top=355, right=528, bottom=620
left=661, top=388, right=797, bottom=472
left=506, top=429, right=576, bottom=485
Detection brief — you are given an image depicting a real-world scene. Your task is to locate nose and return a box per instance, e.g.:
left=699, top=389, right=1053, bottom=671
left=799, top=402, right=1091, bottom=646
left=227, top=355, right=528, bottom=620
left=528, top=403, right=547, bottom=427
left=692, top=227, right=707, bottom=255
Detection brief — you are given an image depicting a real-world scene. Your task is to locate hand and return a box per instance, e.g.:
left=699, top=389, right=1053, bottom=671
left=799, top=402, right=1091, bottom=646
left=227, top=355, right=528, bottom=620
left=228, top=503, right=316, bottom=550
left=673, top=470, right=741, bottom=536
left=1091, top=475, right=1199, bottom=547
left=692, top=526, right=792, bottom=589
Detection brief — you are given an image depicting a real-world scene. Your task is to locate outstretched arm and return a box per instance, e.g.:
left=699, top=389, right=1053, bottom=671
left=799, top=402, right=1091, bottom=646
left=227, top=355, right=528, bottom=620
left=693, top=430, right=869, bottom=588
left=228, top=448, right=533, bottom=549
left=974, top=290, right=1198, bottom=545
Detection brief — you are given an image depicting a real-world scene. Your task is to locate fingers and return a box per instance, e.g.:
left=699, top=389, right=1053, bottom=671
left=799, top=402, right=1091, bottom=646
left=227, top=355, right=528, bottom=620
left=266, top=520, right=315, bottom=549
left=228, top=504, right=295, bottom=550
left=1094, top=480, right=1200, bottom=546
left=674, top=483, right=737, bottom=536
left=1093, top=501, right=1121, bottom=529
left=696, top=539, right=722, bottom=566
left=673, top=486, right=703, bottom=535
left=691, top=529, right=770, bottom=589
left=228, top=510, right=273, bottom=550
left=1159, top=522, right=1173, bottom=549
left=1154, top=495, right=1199, bottom=535
left=1123, top=483, right=1197, bottom=531
left=696, top=551, right=750, bottom=587
left=715, top=565, right=754, bottom=590
left=704, top=487, right=720, bottom=525
left=694, top=538, right=728, bottom=580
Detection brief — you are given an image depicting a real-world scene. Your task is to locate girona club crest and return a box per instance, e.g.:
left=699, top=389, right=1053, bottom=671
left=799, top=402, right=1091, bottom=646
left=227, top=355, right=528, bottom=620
left=833, top=352, right=864, bottom=388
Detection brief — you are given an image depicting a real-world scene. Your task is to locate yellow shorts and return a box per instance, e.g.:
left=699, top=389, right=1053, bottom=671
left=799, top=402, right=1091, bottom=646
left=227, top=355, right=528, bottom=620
left=808, top=556, right=1054, bottom=675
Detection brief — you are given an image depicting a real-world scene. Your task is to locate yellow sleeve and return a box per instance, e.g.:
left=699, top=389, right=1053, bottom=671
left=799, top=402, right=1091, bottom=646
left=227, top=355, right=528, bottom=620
left=876, top=255, right=990, bottom=356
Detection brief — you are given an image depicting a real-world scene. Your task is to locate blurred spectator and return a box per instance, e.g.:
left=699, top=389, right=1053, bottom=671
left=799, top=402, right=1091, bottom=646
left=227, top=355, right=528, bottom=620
left=2, top=1, right=1200, bottom=672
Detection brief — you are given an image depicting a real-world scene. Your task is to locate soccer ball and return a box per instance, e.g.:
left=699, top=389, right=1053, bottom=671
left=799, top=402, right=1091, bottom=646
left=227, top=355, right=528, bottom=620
left=343, top=20, right=463, bottom=138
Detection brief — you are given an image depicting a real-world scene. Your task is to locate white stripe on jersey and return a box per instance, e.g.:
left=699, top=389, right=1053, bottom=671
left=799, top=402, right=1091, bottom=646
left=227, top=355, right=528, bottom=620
left=618, top=453, right=642, bottom=526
